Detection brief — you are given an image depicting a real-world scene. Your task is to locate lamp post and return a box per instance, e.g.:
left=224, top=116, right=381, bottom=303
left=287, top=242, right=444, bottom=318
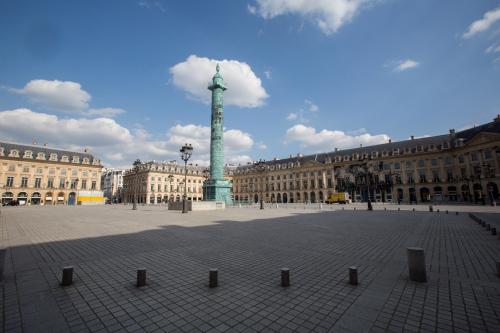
left=180, top=143, right=193, bottom=213
left=132, top=159, right=141, bottom=210
left=255, top=160, right=266, bottom=210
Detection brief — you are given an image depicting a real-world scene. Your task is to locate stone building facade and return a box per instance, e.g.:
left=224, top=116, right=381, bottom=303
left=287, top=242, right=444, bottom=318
left=122, top=161, right=206, bottom=204
left=233, top=117, right=500, bottom=205
left=101, top=168, right=125, bottom=203
left=0, top=142, right=103, bottom=205
left=122, top=161, right=235, bottom=204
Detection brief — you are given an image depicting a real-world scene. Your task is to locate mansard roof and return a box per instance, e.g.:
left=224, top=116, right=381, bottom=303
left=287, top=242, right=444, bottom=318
left=0, top=141, right=100, bottom=164
left=237, top=118, right=500, bottom=171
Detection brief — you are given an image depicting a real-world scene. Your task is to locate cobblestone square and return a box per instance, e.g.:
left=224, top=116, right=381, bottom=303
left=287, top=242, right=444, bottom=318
left=1, top=205, right=500, bottom=332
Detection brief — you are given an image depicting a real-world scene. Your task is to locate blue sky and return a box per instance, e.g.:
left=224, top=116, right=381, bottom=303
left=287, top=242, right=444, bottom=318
left=1, top=0, right=499, bottom=168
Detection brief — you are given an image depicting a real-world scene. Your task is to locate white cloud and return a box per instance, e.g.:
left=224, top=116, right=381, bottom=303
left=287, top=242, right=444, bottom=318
left=463, top=6, right=500, bottom=39
left=87, top=107, right=126, bottom=117
left=284, top=124, right=390, bottom=151
left=138, top=0, right=166, bottom=12
left=393, top=59, right=419, bottom=72
left=0, top=108, right=255, bottom=168
left=485, top=43, right=500, bottom=53
left=0, top=109, right=132, bottom=146
left=264, top=70, right=272, bottom=79
left=10, top=79, right=91, bottom=112
left=305, top=99, right=319, bottom=112
left=170, top=55, right=269, bottom=108
left=257, top=142, right=268, bottom=149
left=249, top=0, right=377, bottom=35
left=287, top=112, right=298, bottom=121
left=9, top=79, right=126, bottom=117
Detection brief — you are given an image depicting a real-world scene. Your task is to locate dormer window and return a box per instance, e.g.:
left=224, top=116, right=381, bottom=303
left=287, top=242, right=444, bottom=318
left=82, top=157, right=90, bottom=164
left=36, top=152, right=46, bottom=160
left=343, top=155, right=350, bottom=161
left=371, top=151, right=379, bottom=158
left=393, top=148, right=400, bottom=155
left=382, top=151, right=388, bottom=157
left=50, top=153, right=58, bottom=161
left=352, top=153, right=359, bottom=160
left=443, top=142, right=449, bottom=149
left=72, top=156, right=80, bottom=163
left=0, top=147, right=4, bottom=156
left=404, top=148, right=410, bottom=154
left=92, top=159, right=100, bottom=165
left=23, top=150, right=33, bottom=158
left=417, top=145, right=423, bottom=152
left=61, top=155, right=69, bottom=162
left=9, top=149, right=19, bottom=157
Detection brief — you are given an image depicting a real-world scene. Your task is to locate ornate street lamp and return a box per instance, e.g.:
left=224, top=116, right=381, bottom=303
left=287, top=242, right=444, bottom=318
left=180, top=143, right=193, bottom=213
left=132, top=159, right=141, bottom=210
left=255, top=160, right=267, bottom=210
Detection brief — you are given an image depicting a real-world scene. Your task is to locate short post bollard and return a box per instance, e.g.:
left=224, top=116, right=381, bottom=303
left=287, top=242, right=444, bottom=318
left=491, top=227, right=497, bottom=236
left=437, top=209, right=440, bottom=213
left=384, top=207, right=387, bottom=211
left=354, top=207, right=356, bottom=211
left=482, top=221, right=486, bottom=227
left=486, top=224, right=491, bottom=231
left=281, top=268, right=290, bottom=287
left=136, top=268, right=146, bottom=287
left=407, top=247, right=427, bottom=282
left=497, top=261, right=500, bottom=278
left=349, top=266, right=358, bottom=285
left=398, top=207, right=400, bottom=211
left=456, top=212, right=459, bottom=215
left=412, top=208, right=415, bottom=212
left=209, top=269, right=218, bottom=288
left=429, top=205, right=433, bottom=212
left=61, top=266, right=74, bottom=286
left=446, top=210, right=449, bottom=214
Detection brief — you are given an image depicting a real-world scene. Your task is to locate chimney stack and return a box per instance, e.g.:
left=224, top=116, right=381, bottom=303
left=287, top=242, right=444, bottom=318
left=411, top=135, right=414, bottom=140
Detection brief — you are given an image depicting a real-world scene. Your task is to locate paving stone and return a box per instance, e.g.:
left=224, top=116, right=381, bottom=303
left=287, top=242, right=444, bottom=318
left=1, top=205, right=500, bottom=332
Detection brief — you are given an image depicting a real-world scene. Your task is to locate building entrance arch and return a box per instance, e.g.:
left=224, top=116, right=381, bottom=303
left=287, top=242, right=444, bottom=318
left=2, top=192, right=13, bottom=205
left=31, top=192, right=41, bottom=205
left=68, top=192, right=76, bottom=205
left=420, top=187, right=430, bottom=202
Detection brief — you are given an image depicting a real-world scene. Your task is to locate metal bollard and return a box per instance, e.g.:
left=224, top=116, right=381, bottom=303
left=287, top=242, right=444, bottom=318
left=349, top=266, right=358, bottom=285
left=354, top=207, right=356, bottom=211
left=61, top=266, right=74, bottom=286
left=384, top=207, right=387, bottom=211
left=407, top=247, right=427, bottom=282
left=446, top=210, right=448, bottom=214
left=491, top=227, right=497, bottom=236
left=456, top=212, right=459, bottom=215
left=281, top=268, right=290, bottom=287
left=412, top=208, right=415, bottom=212
left=398, top=208, right=400, bottom=211
left=429, top=205, right=433, bottom=212
left=497, top=261, right=500, bottom=278
left=437, top=209, right=440, bottom=213
left=136, top=268, right=146, bottom=287
left=486, top=224, right=491, bottom=231
left=209, top=269, right=218, bottom=288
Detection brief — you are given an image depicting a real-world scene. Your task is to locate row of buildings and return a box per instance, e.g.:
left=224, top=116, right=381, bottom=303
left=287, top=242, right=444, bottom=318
left=2, top=117, right=500, bottom=206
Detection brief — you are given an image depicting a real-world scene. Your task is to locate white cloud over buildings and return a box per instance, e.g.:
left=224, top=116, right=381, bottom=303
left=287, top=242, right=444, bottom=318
left=0, top=108, right=255, bottom=167
left=284, top=124, right=390, bottom=151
